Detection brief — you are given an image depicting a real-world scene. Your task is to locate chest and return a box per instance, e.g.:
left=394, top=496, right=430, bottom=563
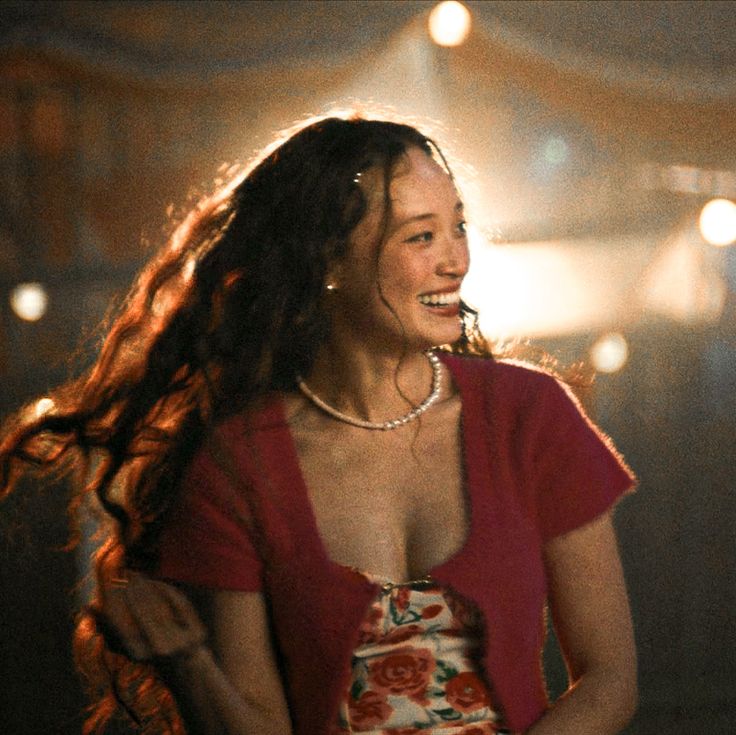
left=290, top=398, right=468, bottom=580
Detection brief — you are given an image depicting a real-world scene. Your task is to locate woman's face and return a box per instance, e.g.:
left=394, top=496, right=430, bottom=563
left=328, top=147, right=469, bottom=353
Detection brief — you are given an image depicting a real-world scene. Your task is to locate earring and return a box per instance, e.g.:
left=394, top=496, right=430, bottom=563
left=325, top=283, right=338, bottom=292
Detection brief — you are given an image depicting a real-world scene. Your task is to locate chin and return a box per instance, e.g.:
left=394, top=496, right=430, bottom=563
left=417, top=326, right=463, bottom=350
left=384, top=314, right=463, bottom=352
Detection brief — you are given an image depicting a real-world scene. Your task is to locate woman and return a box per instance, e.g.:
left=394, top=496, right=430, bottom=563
left=0, top=115, right=637, bottom=734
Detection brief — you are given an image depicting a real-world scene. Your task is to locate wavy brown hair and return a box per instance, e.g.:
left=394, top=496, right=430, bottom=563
left=0, top=113, right=489, bottom=733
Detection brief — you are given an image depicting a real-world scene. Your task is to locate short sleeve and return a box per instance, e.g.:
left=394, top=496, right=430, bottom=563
left=529, top=373, right=636, bottom=542
left=157, top=442, right=264, bottom=591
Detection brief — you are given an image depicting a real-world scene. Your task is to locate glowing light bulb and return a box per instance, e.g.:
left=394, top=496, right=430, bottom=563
left=10, top=282, right=48, bottom=321
left=590, top=333, right=629, bottom=374
left=699, top=198, right=736, bottom=247
left=428, top=1, right=472, bottom=47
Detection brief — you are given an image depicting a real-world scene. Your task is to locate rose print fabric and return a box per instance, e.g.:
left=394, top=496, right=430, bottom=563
left=332, top=572, right=509, bottom=734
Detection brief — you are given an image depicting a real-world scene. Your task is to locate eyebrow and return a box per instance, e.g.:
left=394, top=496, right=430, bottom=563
left=389, top=200, right=464, bottom=234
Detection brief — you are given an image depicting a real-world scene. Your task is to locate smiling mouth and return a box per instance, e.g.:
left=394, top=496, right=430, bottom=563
left=417, top=291, right=461, bottom=307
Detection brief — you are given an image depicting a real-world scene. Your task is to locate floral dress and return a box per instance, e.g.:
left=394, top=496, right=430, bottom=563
left=331, top=571, right=511, bottom=735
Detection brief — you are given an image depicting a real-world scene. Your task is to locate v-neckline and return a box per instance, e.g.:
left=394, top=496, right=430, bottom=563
left=272, top=353, right=483, bottom=586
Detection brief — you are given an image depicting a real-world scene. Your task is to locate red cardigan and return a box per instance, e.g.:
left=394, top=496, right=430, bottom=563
left=158, top=355, right=635, bottom=733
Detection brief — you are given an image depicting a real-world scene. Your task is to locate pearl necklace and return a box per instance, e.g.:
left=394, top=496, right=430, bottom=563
left=297, top=351, right=442, bottom=430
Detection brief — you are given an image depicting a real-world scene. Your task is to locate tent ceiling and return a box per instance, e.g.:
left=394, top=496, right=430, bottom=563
left=487, top=0, right=736, bottom=74
left=1, top=1, right=734, bottom=90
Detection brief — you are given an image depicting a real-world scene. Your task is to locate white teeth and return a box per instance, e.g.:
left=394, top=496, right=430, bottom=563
left=418, top=291, right=460, bottom=306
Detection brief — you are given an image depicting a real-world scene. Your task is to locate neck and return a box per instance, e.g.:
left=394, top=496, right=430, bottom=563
left=304, top=341, right=438, bottom=423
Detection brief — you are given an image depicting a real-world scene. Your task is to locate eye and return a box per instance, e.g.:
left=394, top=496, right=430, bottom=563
left=457, top=220, right=467, bottom=235
left=406, top=231, right=434, bottom=244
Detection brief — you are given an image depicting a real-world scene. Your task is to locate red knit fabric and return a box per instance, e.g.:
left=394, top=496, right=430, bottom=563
left=158, top=355, right=636, bottom=733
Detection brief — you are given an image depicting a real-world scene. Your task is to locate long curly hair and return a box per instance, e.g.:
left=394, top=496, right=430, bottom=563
left=0, top=113, right=489, bottom=733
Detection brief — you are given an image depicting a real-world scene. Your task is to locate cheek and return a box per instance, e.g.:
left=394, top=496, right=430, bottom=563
left=379, top=250, right=432, bottom=291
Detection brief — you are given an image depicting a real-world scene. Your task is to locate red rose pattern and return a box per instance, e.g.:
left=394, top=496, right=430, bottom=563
left=421, top=603, right=444, bottom=619
left=339, top=580, right=498, bottom=731
left=347, top=690, right=393, bottom=728
left=381, top=622, right=424, bottom=645
left=368, top=647, right=435, bottom=703
left=445, top=671, right=492, bottom=713
left=357, top=603, right=385, bottom=645
left=394, top=585, right=412, bottom=613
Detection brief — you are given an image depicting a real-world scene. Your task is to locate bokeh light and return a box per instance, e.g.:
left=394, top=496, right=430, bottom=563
left=428, top=1, right=471, bottom=47
left=9, top=282, right=48, bottom=321
left=590, top=332, right=629, bottom=374
left=542, top=137, right=569, bottom=166
left=698, top=198, right=736, bottom=247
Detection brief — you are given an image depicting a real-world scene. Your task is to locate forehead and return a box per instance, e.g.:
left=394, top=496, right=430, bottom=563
left=388, top=147, right=457, bottom=213
left=361, top=147, right=458, bottom=216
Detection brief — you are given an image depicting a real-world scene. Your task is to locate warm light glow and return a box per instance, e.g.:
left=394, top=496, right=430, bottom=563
left=10, top=282, right=48, bottom=321
left=183, top=256, right=196, bottom=282
left=590, top=333, right=629, bottom=374
left=428, top=1, right=471, bottom=47
left=461, top=228, right=639, bottom=339
left=699, top=198, right=736, bottom=246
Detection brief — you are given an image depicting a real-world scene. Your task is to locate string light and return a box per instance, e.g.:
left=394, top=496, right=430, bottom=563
left=428, top=1, right=472, bottom=47
left=698, top=198, right=736, bottom=247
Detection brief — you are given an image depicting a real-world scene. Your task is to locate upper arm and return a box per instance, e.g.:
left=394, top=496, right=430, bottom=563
left=543, top=512, right=637, bottom=690
left=198, top=588, right=292, bottom=729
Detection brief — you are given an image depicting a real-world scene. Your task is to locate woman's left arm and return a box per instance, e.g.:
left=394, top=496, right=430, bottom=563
left=525, top=510, right=637, bottom=735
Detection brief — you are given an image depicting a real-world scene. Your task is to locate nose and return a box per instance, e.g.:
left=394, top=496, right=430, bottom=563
left=437, top=233, right=469, bottom=279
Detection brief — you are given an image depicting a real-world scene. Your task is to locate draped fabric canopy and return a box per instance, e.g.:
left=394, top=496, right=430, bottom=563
left=2, top=1, right=735, bottom=93
left=2, top=0, right=735, bottom=166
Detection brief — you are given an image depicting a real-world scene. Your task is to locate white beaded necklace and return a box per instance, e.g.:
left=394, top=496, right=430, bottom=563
left=297, top=351, right=442, bottom=430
